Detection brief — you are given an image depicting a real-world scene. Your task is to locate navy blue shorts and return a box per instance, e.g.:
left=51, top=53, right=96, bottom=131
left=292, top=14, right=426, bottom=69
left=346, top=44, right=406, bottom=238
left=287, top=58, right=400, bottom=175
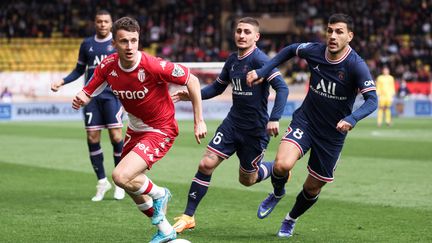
left=281, top=116, right=344, bottom=183
left=83, top=95, right=123, bottom=131
left=207, top=118, right=269, bottom=173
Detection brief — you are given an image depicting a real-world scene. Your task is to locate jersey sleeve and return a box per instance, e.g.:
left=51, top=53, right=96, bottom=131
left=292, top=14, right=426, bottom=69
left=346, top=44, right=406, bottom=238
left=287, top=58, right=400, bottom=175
left=63, top=41, right=87, bottom=84
left=154, top=58, right=191, bottom=86
left=82, top=60, right=108, bottom=97
left=77, top=40, right=87, bottom=65
left=255, top=52, right=282, bottom=82
left=352, top=60, right=376, bottom=94
left=216, top=57, right=232, bottom=85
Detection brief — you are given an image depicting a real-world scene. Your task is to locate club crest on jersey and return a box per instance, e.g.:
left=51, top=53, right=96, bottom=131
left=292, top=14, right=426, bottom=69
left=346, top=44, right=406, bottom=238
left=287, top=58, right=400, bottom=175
left=138, top=69, right=146, bottom=82
left=243, top=65, right=249, bottom=73
left=107, top=45, right=114, bottom=52
left=172, top=64, right=185, bottom=77
left=338, top=71, right=345, bottom=80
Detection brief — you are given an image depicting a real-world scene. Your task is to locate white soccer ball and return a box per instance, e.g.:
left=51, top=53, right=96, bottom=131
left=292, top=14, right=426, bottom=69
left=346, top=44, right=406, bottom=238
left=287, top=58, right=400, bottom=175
left=170, top=239, right=191, bottom=243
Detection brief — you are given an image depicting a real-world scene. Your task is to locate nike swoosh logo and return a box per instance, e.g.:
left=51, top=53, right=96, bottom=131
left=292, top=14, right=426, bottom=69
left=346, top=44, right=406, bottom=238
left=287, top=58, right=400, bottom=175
left=260, top=208, right=272, bottom=217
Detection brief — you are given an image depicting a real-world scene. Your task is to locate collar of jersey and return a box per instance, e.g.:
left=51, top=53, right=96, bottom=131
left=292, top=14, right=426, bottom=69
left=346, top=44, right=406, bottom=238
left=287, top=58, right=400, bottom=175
left=325, top=45, right=352, bottom=64
left=94, top=32, right=112, bottom=43
left=238, top=46, right=257, bottom=60
left=118, top=51, right=142, bottom=72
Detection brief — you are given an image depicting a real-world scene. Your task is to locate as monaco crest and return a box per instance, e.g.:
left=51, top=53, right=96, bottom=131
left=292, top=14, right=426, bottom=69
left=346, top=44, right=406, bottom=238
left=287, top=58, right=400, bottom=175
left=138, top=69, right=146, bottom=82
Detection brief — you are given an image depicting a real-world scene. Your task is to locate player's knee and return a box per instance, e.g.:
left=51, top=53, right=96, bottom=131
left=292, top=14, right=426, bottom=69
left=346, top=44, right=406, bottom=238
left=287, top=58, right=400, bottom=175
left=303, top=184, right=322, bottom=197
left=109, top=129, right=123, bottom=143
left=239, top=176, right=254, bottom=187
left=87, top=134, right=100, bottom=144
left=112, top=168, right=129, bottom=188
left=198, top=159, right=216, bottom=175
left=273, top=161, right=291, bottom=175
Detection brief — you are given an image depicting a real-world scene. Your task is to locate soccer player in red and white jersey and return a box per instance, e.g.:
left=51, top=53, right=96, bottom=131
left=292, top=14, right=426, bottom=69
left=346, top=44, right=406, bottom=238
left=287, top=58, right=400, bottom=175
left=72, top=17, right=207, bottom=243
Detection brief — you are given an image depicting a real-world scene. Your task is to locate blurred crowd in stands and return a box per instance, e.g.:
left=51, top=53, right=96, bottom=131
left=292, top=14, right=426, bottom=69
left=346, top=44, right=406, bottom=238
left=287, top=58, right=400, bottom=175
left=0, top=0, right=431, bottom=85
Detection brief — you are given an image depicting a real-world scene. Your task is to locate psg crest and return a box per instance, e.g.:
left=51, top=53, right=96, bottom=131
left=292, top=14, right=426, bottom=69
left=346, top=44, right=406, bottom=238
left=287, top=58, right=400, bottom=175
left=138, top=69, right=146, bottom=82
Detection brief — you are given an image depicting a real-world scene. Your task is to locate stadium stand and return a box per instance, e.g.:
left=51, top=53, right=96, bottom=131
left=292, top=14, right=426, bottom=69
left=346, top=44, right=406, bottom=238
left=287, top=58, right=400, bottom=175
left=0, top=0, right=430, bottom=94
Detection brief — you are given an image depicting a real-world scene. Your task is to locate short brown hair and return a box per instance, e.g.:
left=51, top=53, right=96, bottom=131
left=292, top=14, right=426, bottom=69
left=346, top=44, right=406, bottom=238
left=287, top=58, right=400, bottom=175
left=112, top=17, right=140, bottom=40
left=237, top=17, right=259, bottom=31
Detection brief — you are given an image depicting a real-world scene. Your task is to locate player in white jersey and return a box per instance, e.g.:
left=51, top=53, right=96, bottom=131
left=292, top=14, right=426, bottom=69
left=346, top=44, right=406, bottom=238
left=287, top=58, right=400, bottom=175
left=72, top=17, right=207, bottom=243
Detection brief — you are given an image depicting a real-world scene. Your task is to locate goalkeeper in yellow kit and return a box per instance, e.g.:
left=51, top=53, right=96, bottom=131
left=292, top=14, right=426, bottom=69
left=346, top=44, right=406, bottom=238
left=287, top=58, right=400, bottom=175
left=376, top=66, right=396, bottom=126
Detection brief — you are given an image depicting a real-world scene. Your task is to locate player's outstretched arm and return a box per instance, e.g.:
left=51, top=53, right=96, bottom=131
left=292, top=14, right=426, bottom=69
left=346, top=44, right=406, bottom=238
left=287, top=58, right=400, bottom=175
left=247, top=44, right=298, bottom=87
left=186, top=74, right=207, bottom=144
left=170, top=90, right=190, bottom=103
left=72, top=91, right=91, bottom=110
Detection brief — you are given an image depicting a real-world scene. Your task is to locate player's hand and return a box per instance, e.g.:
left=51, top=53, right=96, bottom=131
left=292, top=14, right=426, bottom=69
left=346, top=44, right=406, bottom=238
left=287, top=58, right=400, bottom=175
left=246, top=70, right=264, bottom=87
left=336, top=119, right=353, bottom=133
left=51, top=80, right=65, bottom=92
left=194, top=120, right=207, bottom=144
left=72, top=91, right=90, bottom=110
left=266, top=121, right=280, bottom=137
left=171, top=90, right=191, bottom=103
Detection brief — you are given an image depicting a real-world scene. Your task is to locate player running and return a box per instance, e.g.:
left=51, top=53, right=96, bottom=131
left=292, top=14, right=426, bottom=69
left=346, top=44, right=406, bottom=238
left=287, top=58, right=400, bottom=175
left=247, top=13, right=378, bottom=238
left=72, top=17, right=207, bottom=243
left=51, top=10, right=125, bottom=201
left=171, top=17, right=288, bottom=233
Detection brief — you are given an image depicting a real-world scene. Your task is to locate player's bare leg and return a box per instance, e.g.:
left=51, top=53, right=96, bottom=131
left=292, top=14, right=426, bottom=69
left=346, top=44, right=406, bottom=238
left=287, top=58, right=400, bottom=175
left=112, top=151, right=176, bottom=241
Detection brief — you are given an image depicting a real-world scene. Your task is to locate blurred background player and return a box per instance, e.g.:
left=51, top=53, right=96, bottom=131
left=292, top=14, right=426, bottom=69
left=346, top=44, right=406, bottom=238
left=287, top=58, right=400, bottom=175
left=170, top=17, right=288, bottom=233
left=395, top=79, right=410, bottom=116
left=51, top=10, right=125, bottom=202
left=72, top=17, right=207, bottom=243
left=247, top=13, right=377, bottom=238
left=376, top=66, right=396, bottom=126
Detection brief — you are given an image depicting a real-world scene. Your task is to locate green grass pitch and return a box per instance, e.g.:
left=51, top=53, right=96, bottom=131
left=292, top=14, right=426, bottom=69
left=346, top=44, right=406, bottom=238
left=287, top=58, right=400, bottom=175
left=0, top=118, right=431, bottom=242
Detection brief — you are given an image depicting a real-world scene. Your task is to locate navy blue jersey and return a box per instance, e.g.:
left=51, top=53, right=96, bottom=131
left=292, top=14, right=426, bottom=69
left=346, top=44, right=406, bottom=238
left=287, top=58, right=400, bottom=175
left=258, top=42, right=376, bottom=141
left=64, top=33, right=116, bottom=97
left=78, top=34, right=115, bottom=83
left=212, top=47, right=287, bottom=136
left=295, top=43, right=375, bottom=140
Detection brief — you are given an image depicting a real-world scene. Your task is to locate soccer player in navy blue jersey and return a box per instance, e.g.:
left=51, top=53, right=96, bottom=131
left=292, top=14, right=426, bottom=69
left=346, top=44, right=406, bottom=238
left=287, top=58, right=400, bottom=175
left=51, top=10, right=125, bottom=202
left=171, top=17, right=289, bottom=233
left=247, top=13, right=378, bottom=238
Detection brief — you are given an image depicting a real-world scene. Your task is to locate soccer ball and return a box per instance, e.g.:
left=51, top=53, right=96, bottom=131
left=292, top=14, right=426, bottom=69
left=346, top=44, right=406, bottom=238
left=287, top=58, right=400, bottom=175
left=169, top=239, right=192, bottom=243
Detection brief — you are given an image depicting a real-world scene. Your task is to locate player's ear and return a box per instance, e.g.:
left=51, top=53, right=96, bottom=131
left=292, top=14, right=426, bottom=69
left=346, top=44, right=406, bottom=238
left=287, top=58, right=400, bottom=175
left=347, top=31, right=354, bottom=43
left=255, top=32, right=260, bottom=42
